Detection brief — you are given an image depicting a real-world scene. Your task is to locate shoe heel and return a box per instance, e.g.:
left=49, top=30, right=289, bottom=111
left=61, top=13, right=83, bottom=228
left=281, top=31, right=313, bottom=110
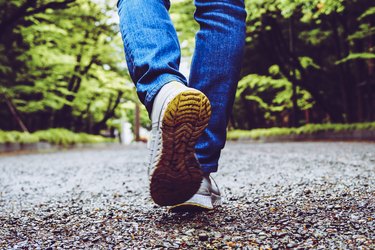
left=150, top=90, right=211, bottom=206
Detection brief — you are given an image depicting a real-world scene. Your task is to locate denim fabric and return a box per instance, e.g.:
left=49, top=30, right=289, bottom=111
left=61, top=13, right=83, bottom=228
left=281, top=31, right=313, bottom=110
left=118, top=0, right=246, bottom=173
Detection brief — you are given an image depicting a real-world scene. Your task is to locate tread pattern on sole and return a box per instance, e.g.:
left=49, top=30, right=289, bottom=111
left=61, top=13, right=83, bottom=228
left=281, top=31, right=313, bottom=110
left=150, top=90, right=211, bottom=206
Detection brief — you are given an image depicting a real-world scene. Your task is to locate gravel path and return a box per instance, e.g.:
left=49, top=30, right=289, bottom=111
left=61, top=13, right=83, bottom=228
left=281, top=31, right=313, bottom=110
left=0, top=142, right=374, bottom=249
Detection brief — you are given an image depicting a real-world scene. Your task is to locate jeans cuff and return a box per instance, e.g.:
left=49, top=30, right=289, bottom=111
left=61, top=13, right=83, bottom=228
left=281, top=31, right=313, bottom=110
left=200, top=163, right=218, bottom=174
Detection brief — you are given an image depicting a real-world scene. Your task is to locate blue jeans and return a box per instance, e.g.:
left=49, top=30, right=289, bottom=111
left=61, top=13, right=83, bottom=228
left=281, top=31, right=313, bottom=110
left=118, top=0, right=246, bottom=173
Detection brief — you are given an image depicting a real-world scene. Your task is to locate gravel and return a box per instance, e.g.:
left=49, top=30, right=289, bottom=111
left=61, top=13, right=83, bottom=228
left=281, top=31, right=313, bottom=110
left=0, top=142, right=374, bottom=249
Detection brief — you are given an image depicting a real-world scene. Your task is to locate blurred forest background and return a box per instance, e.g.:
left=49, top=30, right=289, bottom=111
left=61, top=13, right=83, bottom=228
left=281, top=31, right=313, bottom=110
left=0, top=0, right=374, bottom=137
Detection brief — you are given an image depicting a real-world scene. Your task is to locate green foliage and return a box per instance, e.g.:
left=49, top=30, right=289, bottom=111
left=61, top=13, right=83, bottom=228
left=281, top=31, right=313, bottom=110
left=0, top=0, right=133, bottom=133
left=33, top=128, right=113, bottom=145
left=237, top=0, right=375, bottom=126
left=107, top=100, right=151, bottom=132
left=124, top=105, right=151, bottom=130
left=348, top=24, right=375, bottom=41
left=0, top=129, right=113, bottom=145
left=335, top=53, right=375, bottom=65
left=227, top=122, right=375, bottom=140
left=14, top=1, right=128, bottom=113
left=0, top=131, right=39, bottom=144
left=358, top=6, right=375, bottom=20
left=245, top=0, right=345, bottom=25
left=236, top=73, right=314, bottom=123
left=18, top=133, right=40, bottom=144
left=1, top=0, right=374, bottom=133
left=299, top=56, right=321, bottom=69
left=299, top=29, right=332, bottom=46
left=0, top=131, right=19, bottom=143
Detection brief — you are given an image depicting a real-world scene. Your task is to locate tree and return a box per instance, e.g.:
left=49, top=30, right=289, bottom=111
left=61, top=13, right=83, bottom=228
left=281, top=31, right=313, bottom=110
left=0, top=0, right=75, bottom=131
left=0, top=0, right=134, bottom=134
left=241, top=0, right=374, bottom=126
left=170, top=0, right=374, bottom=128
left=1, top=0, right=373, bottom=133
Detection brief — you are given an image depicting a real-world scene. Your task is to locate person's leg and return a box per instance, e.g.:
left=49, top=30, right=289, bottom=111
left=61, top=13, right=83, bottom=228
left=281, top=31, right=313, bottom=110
left=117, top=0, right=187, bottom=113
left=189, top=0, right=247, bottom=173
left=118, top=0, right=212, bottom=207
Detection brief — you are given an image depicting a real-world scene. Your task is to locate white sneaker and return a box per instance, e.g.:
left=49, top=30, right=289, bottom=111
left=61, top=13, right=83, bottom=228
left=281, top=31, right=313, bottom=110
left=169, top=174, right=222, bottom=212
left=148, top=81, right=211, bottom=206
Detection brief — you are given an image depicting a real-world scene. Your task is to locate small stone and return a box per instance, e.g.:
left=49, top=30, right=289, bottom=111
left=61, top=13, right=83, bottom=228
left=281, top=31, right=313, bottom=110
left=304, top=189, right=312, bottom=195
left=327, top=205, right=334, bottom=210
left=224, top=216, right=234, bottom=222
left=350, top=214, right=360, bottom=221
left=226, top=242, right=236, bottom=248
left=185, top=229, right=195, bottom=236
left=287, top=242, right=297, bottom=248
left=198, top=233, right=208, bottom=241
left=276, top=231, right=288, bottom=238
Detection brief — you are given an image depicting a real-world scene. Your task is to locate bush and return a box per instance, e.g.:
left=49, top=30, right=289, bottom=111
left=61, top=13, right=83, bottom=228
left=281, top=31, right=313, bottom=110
left=227, top=122, right=375, bottom=140
left=16, top=132, right=39, bottom=144
left=33, top=129, right=113, bottom=146
left=0, top=131, right=39, bottom=144
left=0, top=131, right=18, bottom=143
left=34, top=129, right=78, bottom=145
left=0, top=129, right=113, bottom=146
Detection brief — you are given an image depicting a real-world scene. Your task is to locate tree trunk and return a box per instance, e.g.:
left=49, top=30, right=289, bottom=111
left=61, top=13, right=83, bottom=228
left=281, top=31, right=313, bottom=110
left=3, top=96, right=29, bottom=132
left=260, top=18, right=343, bottom=122
left=331, top=15, right=358, bottom=122
left=92, top=92, right=123, bottom=134
left=53, top=53, right=97, bottom=129
left=289, top=16, right=300, bottom=127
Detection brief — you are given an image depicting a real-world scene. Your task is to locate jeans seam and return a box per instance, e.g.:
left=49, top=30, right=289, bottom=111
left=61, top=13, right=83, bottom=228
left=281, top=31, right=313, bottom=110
left=122, top=35, right=135, bottom=76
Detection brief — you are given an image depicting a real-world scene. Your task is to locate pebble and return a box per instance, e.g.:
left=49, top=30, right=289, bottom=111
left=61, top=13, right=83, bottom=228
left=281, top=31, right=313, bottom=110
left=287, top=242, right=297, bottom=248
left=198, top=233, right=208, bottom=241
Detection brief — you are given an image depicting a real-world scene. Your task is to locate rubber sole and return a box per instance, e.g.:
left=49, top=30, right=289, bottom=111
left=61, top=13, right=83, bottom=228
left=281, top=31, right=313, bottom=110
left=168, top=192, right=221, bottom=213
left=150, top=90, right=211, bottom=206
left=169, top=203, right=212, bottom=213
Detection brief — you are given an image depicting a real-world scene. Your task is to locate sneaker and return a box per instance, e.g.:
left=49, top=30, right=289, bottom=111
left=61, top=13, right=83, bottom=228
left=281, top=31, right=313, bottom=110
left=169, top=174, right=222, bottom=212
left=148, top=81, right=211, bottom=206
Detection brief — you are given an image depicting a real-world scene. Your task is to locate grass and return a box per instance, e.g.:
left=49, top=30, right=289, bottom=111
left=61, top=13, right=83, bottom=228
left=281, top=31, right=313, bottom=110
left=1, top=122, right=374, bottom=144
left=0, top=128, right=114, bottom=146
left=227, top=122, right=375, bottom=140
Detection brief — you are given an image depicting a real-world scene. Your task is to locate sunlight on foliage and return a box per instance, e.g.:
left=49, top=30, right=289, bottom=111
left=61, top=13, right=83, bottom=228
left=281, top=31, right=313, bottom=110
left=227, top=122, right=375, bottom=140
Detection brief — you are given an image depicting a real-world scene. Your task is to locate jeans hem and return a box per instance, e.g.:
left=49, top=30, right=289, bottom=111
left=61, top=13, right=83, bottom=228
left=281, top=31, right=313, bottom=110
left=200, top=164, right=218, bottom=174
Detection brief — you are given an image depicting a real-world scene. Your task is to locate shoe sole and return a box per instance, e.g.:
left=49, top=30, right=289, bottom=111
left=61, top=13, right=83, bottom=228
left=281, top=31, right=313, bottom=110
left=150, top=90, right=211, bottom=206
left=168, top=203, right=212, bottom=213
left=169, top=194, right=213, bottom=213
left=168, top=193, right=221, bottom=213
